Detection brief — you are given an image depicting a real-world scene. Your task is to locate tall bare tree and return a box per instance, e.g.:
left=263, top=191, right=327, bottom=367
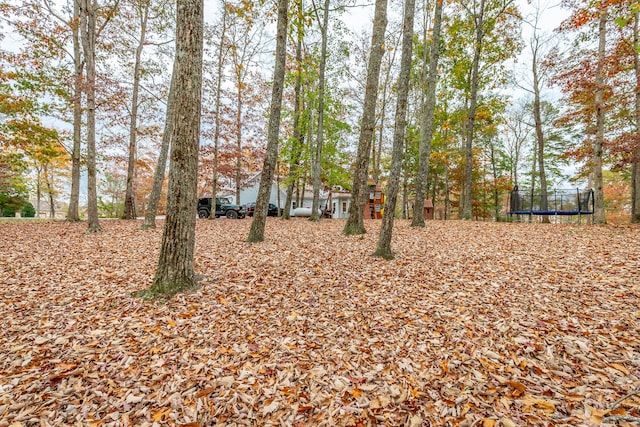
left=67, top=0, right=83, bottom=222
left=208, top=5, right=229, bottom=218
left=80, top=0, right=101, bottom=232
left=633, top=10, right=640, bottom=223
left=283, top=0, right=306, bottom=221
left=140, top=70, right=176, bottom=230
left=247, top=0, right=288, bottom=242
left=343, top=0, right=388, bottom=235
left=374, top=0, right=415, bottom=259
left=521, top=0, right=556, bottom=223
left=122, top=0, right=152, bottom=220
left=412, top=0, right=444, bottom=227
left=227, top=6, right=265, bottom=204
left=140, top=0, right=203, bottom=297
left=593, top=3, right=606, bottom=224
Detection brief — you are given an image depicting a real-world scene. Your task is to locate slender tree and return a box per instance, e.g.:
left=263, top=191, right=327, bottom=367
left=140, top=70, right=176, bottom=230
left=374, top=0, right=415, bottom=259
left=309, top=0, right=330, bottom=221
left=122, top=0, right=152, bottom=220
left=283, top=0, right=306, bottom=221
left=460, top=0, right=515, bottom=220
left=139, top=0, right=203, bottom=297
left=522, top=1, right=556, bottom=223
left=412, top=0, right=444, bottom=227
left=227, top=3, right=266, bottom=204
left=247, top=0, right=288, bottom=242
left=209, top=5, right=229, bottom=219
left=67, top=0, right=83, bottom=222
left=343, top=0, right=388, bottom=235
left=633, top=9, right=640, bottom=223
left=593, top=3, right=607, bottom=224
left=461, top=0, right=485, bottom=220
left=80, top=0, right=102, bottom=232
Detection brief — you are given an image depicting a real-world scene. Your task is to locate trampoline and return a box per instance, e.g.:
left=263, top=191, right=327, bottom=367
left=508, top=187, right=594, bottom=223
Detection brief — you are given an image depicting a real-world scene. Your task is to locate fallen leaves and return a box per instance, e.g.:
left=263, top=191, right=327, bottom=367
left=0, top=219, right=639, bottom=425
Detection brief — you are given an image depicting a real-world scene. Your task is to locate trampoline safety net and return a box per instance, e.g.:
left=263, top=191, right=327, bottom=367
left=508, top=187, right=594, bottom=216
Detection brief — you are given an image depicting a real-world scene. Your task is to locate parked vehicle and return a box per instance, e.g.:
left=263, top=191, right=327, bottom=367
left=244, top=202, right=282, bottom=217
left=292, top=205, right=331, bottom=217
left=197, top=197, right=246, bottom=219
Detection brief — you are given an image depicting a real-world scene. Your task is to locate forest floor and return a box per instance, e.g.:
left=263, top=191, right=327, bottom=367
left=0, top=219, right=639, bottom=427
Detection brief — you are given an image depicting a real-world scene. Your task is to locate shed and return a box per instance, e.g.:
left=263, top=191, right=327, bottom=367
left=423, top=200, right=434, bottom=220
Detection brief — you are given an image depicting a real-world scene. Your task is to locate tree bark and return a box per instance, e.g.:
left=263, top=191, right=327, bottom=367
left=209, top=5, right=228, bottom=219
left=36, top=166, right=41, bottom=218
left=593, top=5, right=606, bottom=224
left=44, top=164, right=55, bottom=218
left=247, top=0, right=288, bottom=242
left=462, top=0, right=485, bottom=220
left=67, top=0, right=82, bottom=222
left=412, top=0, right=443, bottom=227
left=532, top=32, right=549, bottom=223
left=343, top=0, right=387, bottom=235
left=633, top=11, right=640, bottom=223
left=81, top=0, right=101, bottom=232
left=140, top=68, right=176, bottom=230
left=235, top=79, right=243, bottom=204
left=123, top=4, right=149, bottom=220
left=310, top=0, right=330, bottom=221
left=490, top=141, right=500, bottom=220
left=142, top=0, right=203, bottom=297
left=374, top=0, right=415, bottom=259
left=283, top=7, right=304, bottom=221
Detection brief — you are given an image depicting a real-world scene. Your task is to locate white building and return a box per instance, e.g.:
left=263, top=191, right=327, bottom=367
left=236, top=173, right=352, bottom=218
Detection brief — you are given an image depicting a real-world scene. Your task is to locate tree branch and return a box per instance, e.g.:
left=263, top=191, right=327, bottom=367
left=608, top=384, right=640, bottom=411
left=602, top=415, right=640, bottom=423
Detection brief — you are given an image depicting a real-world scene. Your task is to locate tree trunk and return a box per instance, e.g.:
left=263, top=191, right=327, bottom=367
left=247, top=0, right=288, bottom=242
left=462, top=0, right=485, bottom=220
left=123, top=5, right=149, bottom=220
left=444, top=160, right=450, bottom=219
left=44, top=164, right=55, bottom=218
left=67, top=0, right=82, bottom=222
left=343, top=0, right=387, bottom=235
left=374, top=31, right=400, bottom=184
left=235, top=83, right=243, bottom=204
left=141, top=68, right=176, bottom=230
left=310, top=0, right=330, bottom=221
left=142, top=0, right=203, bottom=297
left=81, top=0, right=101, bottom=232
left=402, top=174, right=408, bottom=219
left=374, top=0, right=415, bottom=259
left=490, top=141, right=500, bottom=220
left=36, top=167, right=41, bottom=218
left=593, top=5, right=606, bottom=224
left=532, top=37, right=549, bottom=223
left=209, top=6, right=228, bottom=219
left=633, top=150, right=640, bottom=223
left=283, top=11, right=304, bottom=221
left=633, top=11, right=640, bottom=223
left=412, top=0, right=443, bottom=227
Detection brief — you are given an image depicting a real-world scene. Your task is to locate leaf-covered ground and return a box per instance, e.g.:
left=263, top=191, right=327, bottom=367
left=0, top=219, right=639, bottom=427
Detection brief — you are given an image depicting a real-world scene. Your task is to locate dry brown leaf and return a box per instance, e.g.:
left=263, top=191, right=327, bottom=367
left=521, top=396, right=556, bottom=414
left=1, top=220, right=639, bottom=426
left=609, top=363, right=630, bottom=375
left=152, top=407, right=172, bottom=422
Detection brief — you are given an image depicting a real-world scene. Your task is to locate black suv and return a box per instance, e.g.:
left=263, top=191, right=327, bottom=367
left=244, top=202, right=282, bottom=217
left=197, top=197, right=246, bottom=219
